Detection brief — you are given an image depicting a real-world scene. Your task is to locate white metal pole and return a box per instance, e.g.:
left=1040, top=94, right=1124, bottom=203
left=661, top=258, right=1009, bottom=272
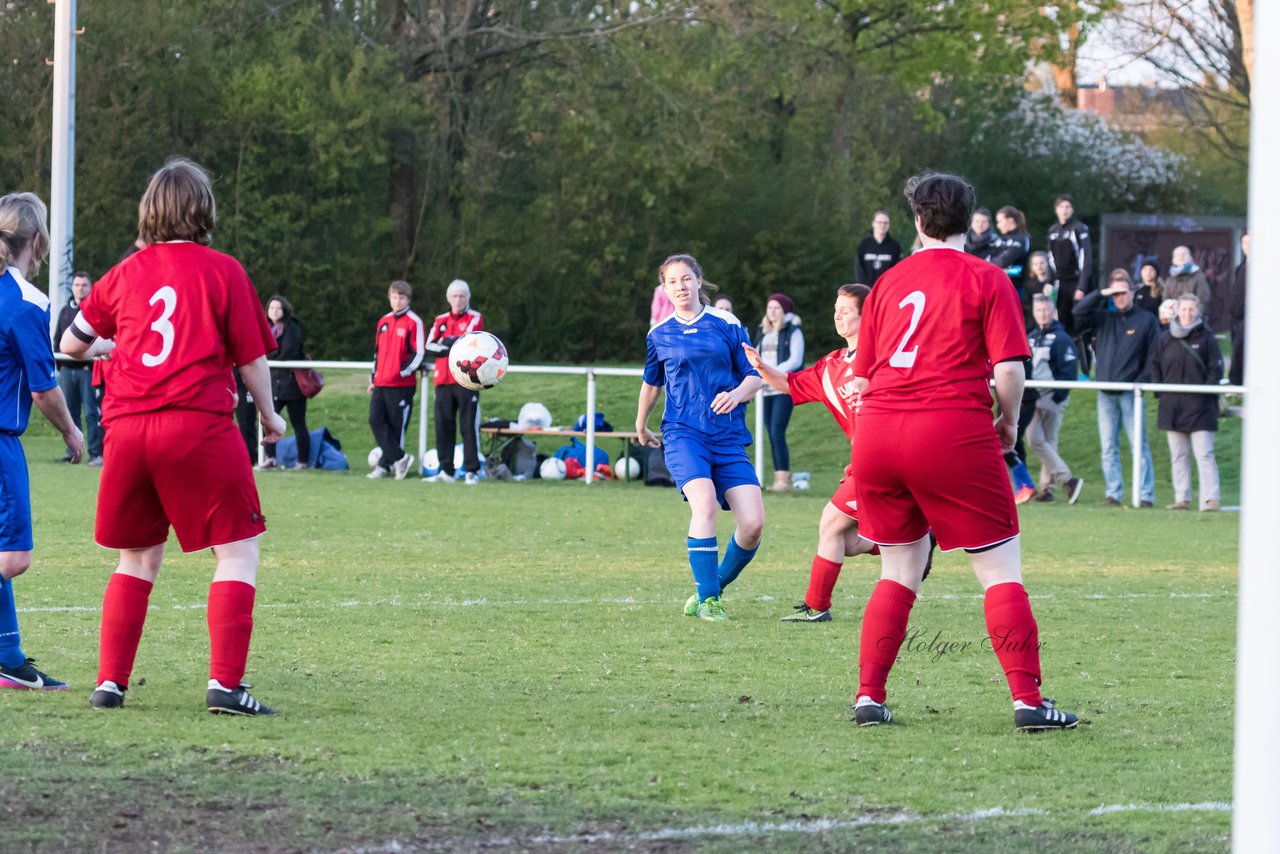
left=47, top=0, right=77, bottom=324
left=585, top=370, right=597, bottom=484
left=754, top=389, right=764, bottom=483
left=418, top=370, right=430, bottom=475
left=1131, top=387, right=1144, bottom=509
left=1233, top=1, right=1280, bottom=848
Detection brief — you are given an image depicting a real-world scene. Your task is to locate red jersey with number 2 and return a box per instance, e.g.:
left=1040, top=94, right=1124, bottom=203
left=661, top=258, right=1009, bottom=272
left=78, top=242, right=276, bottom=424
left=853, top=246, right=1029, bottom=413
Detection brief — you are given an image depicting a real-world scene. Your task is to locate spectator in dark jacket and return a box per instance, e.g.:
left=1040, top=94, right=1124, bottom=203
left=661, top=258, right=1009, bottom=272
left=991, top=206, right=1031, bottom=294
left=1229, top=231, right=1248, bottom=386
left=1047, top=194, right=1092, bottom=335
left=258, top=295, right=310, bottom=470
left=1027, top=251, right=1054, bottom=300
left=1074, top=269, right=1159, bottom=507
left=964, top=207, right=998, bottom=262
left=1026, top=295, right=1083, bottom=504
left=52, top=271, right=103, bottom=464
left=853, top=211, right=901, bottom=285
left=1151, top=294, right=1223, bottom=511
left=1133, top=262, right=1164, bottom=316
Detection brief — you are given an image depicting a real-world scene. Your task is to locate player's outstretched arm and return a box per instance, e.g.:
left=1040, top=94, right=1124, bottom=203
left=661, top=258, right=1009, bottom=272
left=238, top=356, right=287, bottom=443
left=31, top=387, right=84, bottom=464
left=635, top=382, right=663, bottom=447
left=741, top=343, right=790, bottom=394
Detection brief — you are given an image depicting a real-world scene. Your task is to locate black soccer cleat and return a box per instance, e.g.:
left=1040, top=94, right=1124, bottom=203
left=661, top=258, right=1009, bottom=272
left=852, top=696, right=892, bottom=726
left=1014, top=698, right=1078, bottom=732
left=921, top=532, right=937, bottom=582
left=0, top=658, right=68, bottom=690
left=207, top=680, right=277, bottom=716
left=90, top=681, right=125, bottom=709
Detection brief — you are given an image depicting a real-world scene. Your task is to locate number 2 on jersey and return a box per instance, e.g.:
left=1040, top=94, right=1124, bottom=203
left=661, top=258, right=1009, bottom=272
left=888, top=290, right=925, bottom=369
left=142, top=285, right=177, bottom=367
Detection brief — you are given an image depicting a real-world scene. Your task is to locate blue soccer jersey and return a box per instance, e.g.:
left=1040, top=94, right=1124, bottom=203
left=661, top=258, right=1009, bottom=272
left=643, top=306, right=758, bottom=446
left=0, top=267, right=57, bottom=435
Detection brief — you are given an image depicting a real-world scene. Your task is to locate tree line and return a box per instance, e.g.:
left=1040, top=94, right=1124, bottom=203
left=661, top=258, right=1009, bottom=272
left=0, top=1, right=1242, bottom=361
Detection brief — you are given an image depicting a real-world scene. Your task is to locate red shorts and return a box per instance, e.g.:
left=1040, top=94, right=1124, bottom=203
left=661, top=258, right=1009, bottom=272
left=829, top=472, right=860, bottom=521
left=96, top=410, right=266, bottom=552
left=853, top=408, right=1018, bottom=552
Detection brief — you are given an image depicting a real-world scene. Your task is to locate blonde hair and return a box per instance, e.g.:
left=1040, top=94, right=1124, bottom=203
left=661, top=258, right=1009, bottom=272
left=0, top=192, right=50, bottom=274
left=138, top=157, right=217, bottom=245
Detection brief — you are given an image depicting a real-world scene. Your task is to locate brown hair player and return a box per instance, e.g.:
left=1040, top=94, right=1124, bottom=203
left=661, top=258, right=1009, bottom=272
left=62, top=158, right=286, bottom=716
left=848, top=171, right=1078, bottom=732
left=744, top=284, right=935, bottom=624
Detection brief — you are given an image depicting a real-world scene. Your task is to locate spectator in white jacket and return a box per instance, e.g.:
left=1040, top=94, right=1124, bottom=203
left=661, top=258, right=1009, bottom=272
left=755, top=293, right=804, bottom=491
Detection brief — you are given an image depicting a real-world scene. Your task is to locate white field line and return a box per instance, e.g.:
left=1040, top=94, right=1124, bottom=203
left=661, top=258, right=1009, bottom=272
left=343, top=802, right=1231, bottom=851
left=17, top=590, right=1233, bottom=616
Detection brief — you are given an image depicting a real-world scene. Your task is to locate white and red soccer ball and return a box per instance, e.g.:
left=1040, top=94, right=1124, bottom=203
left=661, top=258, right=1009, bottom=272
left=449, top=332, right=509, bottom=391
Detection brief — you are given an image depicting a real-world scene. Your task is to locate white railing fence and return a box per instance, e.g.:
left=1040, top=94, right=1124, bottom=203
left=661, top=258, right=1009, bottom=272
left=248, top=360, right=1242, bottom=499
left=54, top=354, right=1245, bottom=497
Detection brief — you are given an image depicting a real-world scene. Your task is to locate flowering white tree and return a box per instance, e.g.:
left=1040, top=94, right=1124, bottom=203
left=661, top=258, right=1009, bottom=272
left=974, top=92, right=1186, bottom=209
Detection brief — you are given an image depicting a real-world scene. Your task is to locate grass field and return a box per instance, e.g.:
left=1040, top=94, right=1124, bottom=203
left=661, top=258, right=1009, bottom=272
left=0, top=367, right=1238, bottom=852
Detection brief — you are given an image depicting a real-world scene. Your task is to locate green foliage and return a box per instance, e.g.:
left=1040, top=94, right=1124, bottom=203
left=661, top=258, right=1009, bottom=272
left=0, top=0, right=1232, bottom=362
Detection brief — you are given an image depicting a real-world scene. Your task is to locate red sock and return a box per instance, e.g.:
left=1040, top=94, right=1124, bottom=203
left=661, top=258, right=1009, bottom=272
left=97, top=573, right=153, bottom=689
left=805, top=556, right=843, bottom=611
left=207, top=581, right=256, bottom=688
left=857, top=580, right=917, bottom=703
left=984, top=582, right=1043, bottom=706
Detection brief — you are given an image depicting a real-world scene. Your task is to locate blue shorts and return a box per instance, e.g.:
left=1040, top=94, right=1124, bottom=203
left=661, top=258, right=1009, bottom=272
left=663, top=432, right=760, bottom=510
left=0, top=435, right=33, bottom=552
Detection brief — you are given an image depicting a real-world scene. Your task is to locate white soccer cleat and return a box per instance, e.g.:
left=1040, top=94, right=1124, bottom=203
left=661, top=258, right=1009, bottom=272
left=392, top=453, right=415, bottom=480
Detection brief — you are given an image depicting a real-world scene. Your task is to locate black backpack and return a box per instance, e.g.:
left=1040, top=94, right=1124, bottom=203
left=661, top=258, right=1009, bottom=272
left=499, top=437, right=539, bottom=479
left=644, top=447, right=675, bottom=487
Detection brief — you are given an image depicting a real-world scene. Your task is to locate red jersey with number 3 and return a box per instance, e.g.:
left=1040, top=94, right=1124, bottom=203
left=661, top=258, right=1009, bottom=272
left=78, top=243, right=275, bottom=424
left=853, top=246, right=1029, bottom=414
left=788, top=347, right=859, bottom=470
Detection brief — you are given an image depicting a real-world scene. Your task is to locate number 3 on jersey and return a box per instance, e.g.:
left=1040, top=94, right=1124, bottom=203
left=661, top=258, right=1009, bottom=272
left=889, top=290, right=925, bottom=369
left=142, top=285, right=177, bottom=367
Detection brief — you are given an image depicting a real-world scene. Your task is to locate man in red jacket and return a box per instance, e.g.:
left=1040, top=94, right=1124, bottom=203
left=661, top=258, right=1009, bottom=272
left=423, top=279, right=484, bottom=484
left=368, top=280, right=425, bottom=480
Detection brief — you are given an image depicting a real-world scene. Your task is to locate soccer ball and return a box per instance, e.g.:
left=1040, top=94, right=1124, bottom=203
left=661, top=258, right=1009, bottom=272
left=614, top=457, right=641, bottom=480
left=449, top=332, right=509, bottom=391
left=540, top=457, right=566, bottom=481
left=368, top=447, right=383, bottom=469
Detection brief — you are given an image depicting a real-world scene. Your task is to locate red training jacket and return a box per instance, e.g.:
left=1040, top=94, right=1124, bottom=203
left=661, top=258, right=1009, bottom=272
left=372, top=308, right=426, bottom=388
left=426, top=308, right=484, bottom=387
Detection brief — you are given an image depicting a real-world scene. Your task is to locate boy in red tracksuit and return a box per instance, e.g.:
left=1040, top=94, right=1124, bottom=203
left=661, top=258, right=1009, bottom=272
left=368, top=280, right=425, bottom=480
left=423, top=279, right=483, bottom=484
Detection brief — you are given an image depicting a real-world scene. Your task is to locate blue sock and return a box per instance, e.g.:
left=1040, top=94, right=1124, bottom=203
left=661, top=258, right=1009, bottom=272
left=688, top=536, right=720, bottom=601
left=718, top=535, right=759, bottom=590
left=0, top=578, right=26, bottom=668
left=1011, top=460, right=1035, bottom=491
